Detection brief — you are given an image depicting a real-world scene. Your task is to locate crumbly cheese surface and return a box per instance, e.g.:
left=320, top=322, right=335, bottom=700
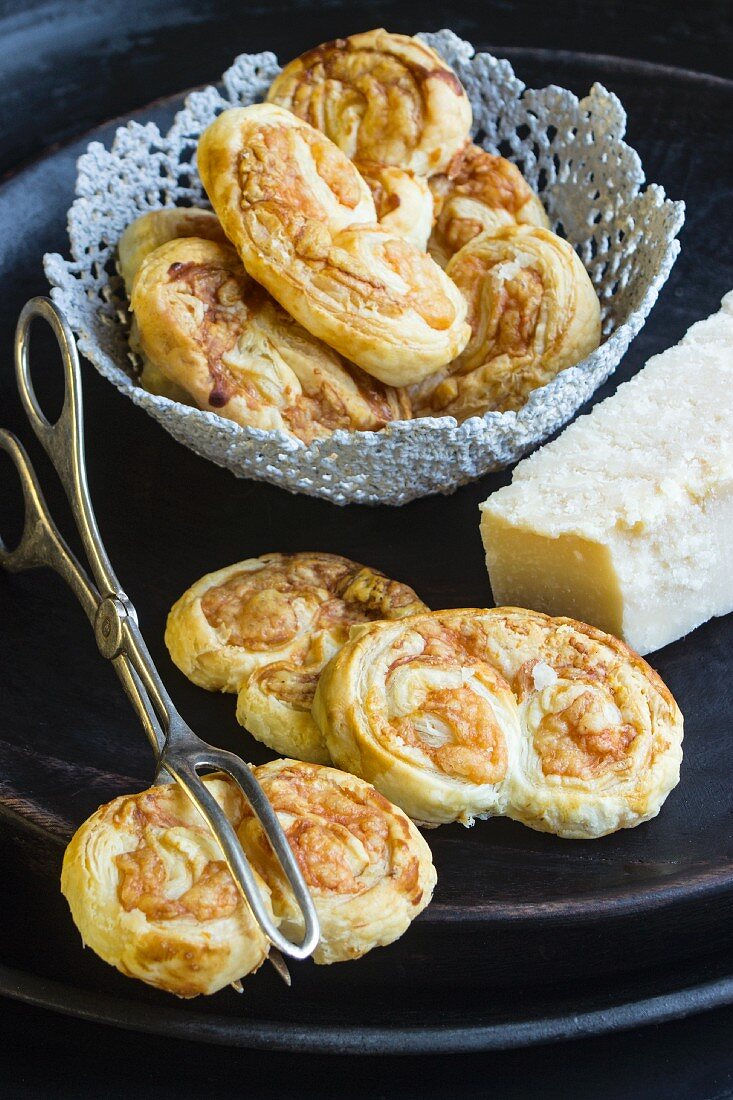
left=480, top=292, right=733, bottom=654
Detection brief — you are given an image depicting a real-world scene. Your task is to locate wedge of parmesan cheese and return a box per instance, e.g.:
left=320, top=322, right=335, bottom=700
left=480, top=292, right=733, bottom=655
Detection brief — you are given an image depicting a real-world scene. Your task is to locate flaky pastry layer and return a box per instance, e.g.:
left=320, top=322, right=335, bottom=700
left=165, top=552, right=427, bottom=764
left=428, top=144, right=550, bottom=268
left=131, top=236, right=410, bottom=440
left=197, top=104, right=469, bottom=386
left=61, top=776, right=272, bottom=997
left=312, top=608, right=683, bottom=836
left=356, top=161, right=434, bottom=249
left=412, top=225, right=601, bottom=418
left=266, top=30, right=472, bottom=177
left=240, top=759, right=435, bottom=963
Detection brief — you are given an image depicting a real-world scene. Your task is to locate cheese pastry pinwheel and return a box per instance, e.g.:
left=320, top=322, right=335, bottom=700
left=131, top=236, right=410, bottom=441
left=197, top=104, right=470, bottom=386
left=61, top=776, right=273, bottom=997
left=120, top=207, right=228, bottom=404
left=238, top=759, right=436, bottom=963
left=266, top=30, right=472, bottom=177
left=428, top=144, right=550, bottom=268
left=411, top=226, right=601, bottom=418
left=313, top=608, right=683, bottom=837
left=165, top=552, right=427, bottom=764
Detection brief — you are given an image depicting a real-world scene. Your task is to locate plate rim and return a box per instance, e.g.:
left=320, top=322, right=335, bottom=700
left=2, top=961, right=732, bottom=1054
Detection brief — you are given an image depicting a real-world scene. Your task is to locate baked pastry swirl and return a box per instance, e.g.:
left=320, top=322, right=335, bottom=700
left=313, top=611, right=524, bottom=825
left=411, top=226, right=602, bottom=418
left=165, top=552, right=428, bottom=764
left=428, top=144, right=550, bottom=268
left=130, top=236, right=410, bottom=440
left=266, top=30, right=472, bottom=177
left=119, top=207, right=228, bottom=296
left=356, top=161, right=434, bottom=249
left=313, top=608, right=683, bottom=837
left=238, top=759, right=436, bottom=963
left=60, top=776, right=273, bottom=997
left=197, top=104, right=470, bottom=386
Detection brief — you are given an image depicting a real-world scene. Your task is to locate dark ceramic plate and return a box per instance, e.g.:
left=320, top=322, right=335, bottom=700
left=1, top=47, right=732, bottom=1054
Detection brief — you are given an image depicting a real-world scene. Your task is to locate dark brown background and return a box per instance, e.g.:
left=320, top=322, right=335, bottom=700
left=1, top=0, right=732, bottom=1095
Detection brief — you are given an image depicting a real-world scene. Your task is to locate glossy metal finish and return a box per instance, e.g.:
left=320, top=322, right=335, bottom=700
left=0, top=298, right=319, bottom=963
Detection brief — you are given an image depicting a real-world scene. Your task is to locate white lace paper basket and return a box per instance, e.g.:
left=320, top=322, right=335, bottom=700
left=44, top=30, right=684, bottom=506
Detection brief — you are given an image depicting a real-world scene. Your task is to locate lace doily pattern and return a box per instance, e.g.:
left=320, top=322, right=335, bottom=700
left=44, top=31, right=684, bottom=506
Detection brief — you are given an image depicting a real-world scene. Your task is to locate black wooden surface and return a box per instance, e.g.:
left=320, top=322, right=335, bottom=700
left=0, top=0, right=732, bottom=1092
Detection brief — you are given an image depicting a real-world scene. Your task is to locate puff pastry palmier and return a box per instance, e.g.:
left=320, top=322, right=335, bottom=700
left=238, top=759, right=435, bottom=963
left=428, top=144, right=550, bottom=268
left=131, top=236, right=410, bottom=440
left=60, top=776, right=273, bottom=997
left=479, top=609, right=683, bottom=838
left=313, top=608, right=683, bottom=837
left=197, top=104, right=470, bottom=386
left=121, top=208, right=228, bottom=404
left=355, top=161, right=433, bottom=249
left=165, top=552, right=427, bottom=764
left=267, top=30, right=472, bottom=177
left=411, top=226, right=601, bottom=418
left=313, top=611, right=524, bottom=826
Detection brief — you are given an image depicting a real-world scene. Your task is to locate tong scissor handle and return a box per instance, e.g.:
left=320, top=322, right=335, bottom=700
left=14, top=297, right=125, bottom=606
left=161, top=738, right=320, bottom=961
left=3, top=296, right=320, bottom=964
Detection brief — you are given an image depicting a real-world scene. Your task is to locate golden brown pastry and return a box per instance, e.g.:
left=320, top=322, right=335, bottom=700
left=411, top=226, right=602, bottom=418
left=267, top=30, right=472, bottom=177
left=118, top=207, right=228, bottom=295
left=312, top=608, right=683, bottom=837
left=314, top=611, right=524, bottom=825
left=165, top=552, right=428, bottom=764
left=130, top=236, right=410, bottom=440
left=60, top=776, right=273, bottom=997
left=120, top=208, right=229, bottom=405
left=197, top=104, right=470, bottom=386
left=428, top=144, right=550, bottom=268
left=482, top=609, right=684, bottom=838
left=238, top=759, right=436, bottom=963
left=355, top=161, right=433, bottom=249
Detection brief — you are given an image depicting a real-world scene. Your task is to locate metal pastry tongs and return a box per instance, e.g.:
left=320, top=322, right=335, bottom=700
left=0, top=297, right=319, bottom=976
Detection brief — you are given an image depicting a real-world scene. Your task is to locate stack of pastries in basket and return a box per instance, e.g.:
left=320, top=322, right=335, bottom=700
left=121, top=29, right=602, bottom=440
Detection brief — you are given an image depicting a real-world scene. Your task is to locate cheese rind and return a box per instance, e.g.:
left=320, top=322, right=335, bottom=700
left=480, top=293, right=733, bottom=655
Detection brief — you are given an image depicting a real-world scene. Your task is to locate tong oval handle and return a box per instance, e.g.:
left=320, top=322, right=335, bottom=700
left=163, top=747, right=320, bottom=961
left=14, top=297, right=121, bottom=601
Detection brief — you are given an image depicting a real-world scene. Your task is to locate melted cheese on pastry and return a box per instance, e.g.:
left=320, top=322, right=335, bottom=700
left=313, top=612, right=523, bottom=825
left=60, top=776, right=272, bottom=997
left=266, top=29, right=472, bottom=177
left=313, top=608, right=683, bottom=837
left=428, top=145, right=549, bottom=268
left=238, top=759, right=435, bottom=963
left=131, top=236, right=410, bottom=440
left=356, top=161, right=433, bottom=249
left=165, top=552, right=427, bottom=764
left=196, top=104, right=470, bottom=386
left=118, top=207, right=228, bottom=295
left=411, top=226, right=601, bottom=418
left=479, top=609, right=684, bottom=838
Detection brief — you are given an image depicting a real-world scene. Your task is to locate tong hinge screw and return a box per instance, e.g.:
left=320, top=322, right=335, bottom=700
left=94, top=596, right=127, bottom=659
